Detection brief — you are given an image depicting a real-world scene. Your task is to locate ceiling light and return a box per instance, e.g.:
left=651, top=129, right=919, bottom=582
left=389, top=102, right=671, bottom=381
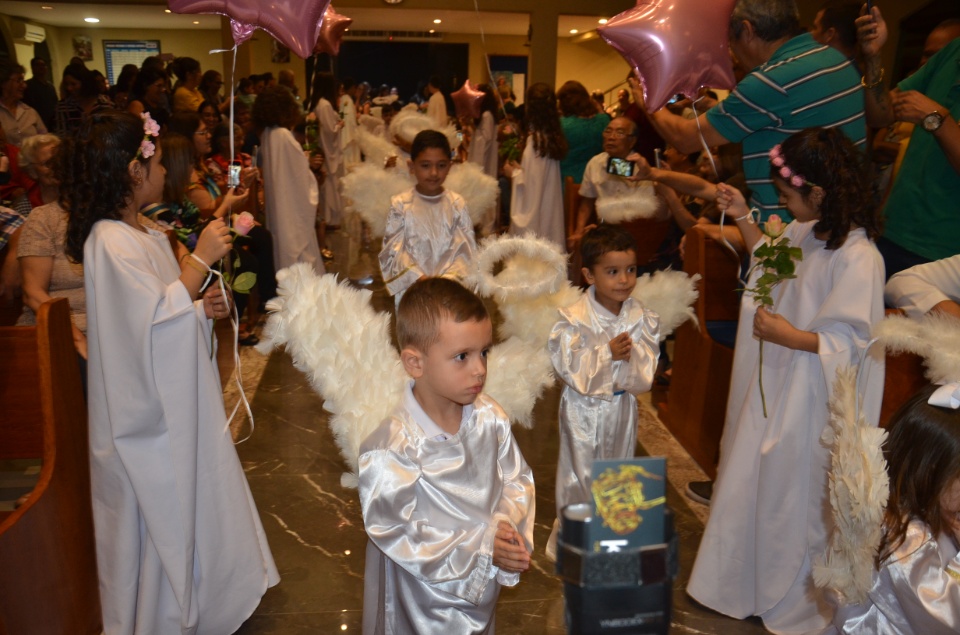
left=598, top=18, right=608, bottom=25
left=41, top=5, right=53, bottom=9
left=84, top=17, right=100, bottom=23
left=433, top=19, right=442, bottom=24
left=165, top=9, right=172, bottom=13
left=193, top=20, right=200, bottom=24
left=570, top=29, right=579, bottom=34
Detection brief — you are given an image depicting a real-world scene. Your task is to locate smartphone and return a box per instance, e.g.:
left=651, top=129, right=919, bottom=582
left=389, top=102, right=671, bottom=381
left=227, top=163, right=241, bottom=189
left=607, top=156, right=635, bottom=178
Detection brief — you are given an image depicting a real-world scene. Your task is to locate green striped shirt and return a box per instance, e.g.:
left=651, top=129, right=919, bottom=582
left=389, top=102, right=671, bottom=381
left=707, top=33, right=866, bottom=221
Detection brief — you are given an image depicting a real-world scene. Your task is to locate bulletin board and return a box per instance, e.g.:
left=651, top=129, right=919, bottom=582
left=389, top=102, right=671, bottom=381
left=103, top=40, right=162, bottom=85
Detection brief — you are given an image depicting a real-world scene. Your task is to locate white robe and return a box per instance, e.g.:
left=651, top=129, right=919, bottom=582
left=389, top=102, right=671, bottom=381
left=378, top=188, right=477, bottom=303
left=468, top=111, right=499, bottom=236
left=547, top=288, right=660, bottom=516
left=426, top=90, right=448, bottom=129
left=833, top=520, right=960, bottom=634
left=358, top=385, right=536, bottom=635
left=884, top=254, right=960, bottom=319
left=509, top=136, right=565, bottom=249
left=687, top=223, right=886, bottom=635
left=314, top=97, right=345, bottom=226
left=260, top=125, right=324, bottom=274
left=84, top=220, right=278, bottom=635
left=340, top=94, right=361, bottom=167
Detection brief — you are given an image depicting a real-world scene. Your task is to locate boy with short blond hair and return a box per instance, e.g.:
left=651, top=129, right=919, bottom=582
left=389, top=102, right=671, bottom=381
left=358, top=277, right=535, bottom=634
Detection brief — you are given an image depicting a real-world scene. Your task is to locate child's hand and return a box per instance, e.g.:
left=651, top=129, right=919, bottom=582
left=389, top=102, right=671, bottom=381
left=202, top=285, right=232, bottom=320
left=493, top=521, right=530, bottom=574
left=609, top=332, right=632, bottom=361
left=716, top=182, right=747, bottom=219
left=754, top=307, right=795, bottom=347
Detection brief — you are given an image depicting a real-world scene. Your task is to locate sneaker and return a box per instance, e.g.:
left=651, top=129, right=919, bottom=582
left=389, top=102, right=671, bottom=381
left=686, top=480, right=713, bottom=506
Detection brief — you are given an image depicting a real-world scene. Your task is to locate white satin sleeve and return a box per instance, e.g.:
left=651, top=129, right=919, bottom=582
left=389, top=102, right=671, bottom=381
left=379, top=199, right=424, bottom=297
left=548, top=315, right=616, bottom=400
left=490, top=414, right=536, bottom=587
left=886, top=524, right=960, bottom=633
left=612, top=309, right=660, bottom=395
left=885, top=255, right=960, bottom=319
left=437, top=198, right=478, bottom=284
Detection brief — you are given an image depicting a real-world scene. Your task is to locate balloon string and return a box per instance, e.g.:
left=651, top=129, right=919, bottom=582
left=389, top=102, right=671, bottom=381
left=471, top=0, right=505, bottom=112
left=692, top=95, right=741, bottom=263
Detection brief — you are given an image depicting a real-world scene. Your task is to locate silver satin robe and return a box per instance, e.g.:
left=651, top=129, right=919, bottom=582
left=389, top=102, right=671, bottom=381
left=378, top=188, right=477, bottom=303
left=358, top=384, right=536, bottom=635
left=547, top=288, right=660, bottom=516
left=833, top=520, right=960, bottom=634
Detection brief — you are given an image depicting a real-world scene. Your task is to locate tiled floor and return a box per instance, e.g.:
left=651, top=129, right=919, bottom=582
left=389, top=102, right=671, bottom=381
left=224, top=226, right=768, bottom=634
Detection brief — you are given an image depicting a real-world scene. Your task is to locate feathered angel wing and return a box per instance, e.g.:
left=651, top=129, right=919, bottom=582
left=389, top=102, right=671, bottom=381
left=631, top=269, right=700, bottom=338
left=257, top=264, right=406, bottom=486
left=813, top=365, right=889, bottom=605
left=446, top=162, right=498, bottom=227
left=357, top=127, right=400, bottom=167
left=340, top=163, right=412, bottom=237
left=873, top=312, right=960, bottom=385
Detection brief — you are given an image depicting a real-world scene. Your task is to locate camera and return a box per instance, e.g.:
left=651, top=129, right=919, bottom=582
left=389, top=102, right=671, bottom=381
left=606, top=156, right=635, bottom=178
left=227, top=164, right=241, bottom=189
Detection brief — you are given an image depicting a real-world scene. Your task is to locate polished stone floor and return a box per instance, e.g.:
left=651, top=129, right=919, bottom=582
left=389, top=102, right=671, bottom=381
left=224, top=226, right=768, bottom=634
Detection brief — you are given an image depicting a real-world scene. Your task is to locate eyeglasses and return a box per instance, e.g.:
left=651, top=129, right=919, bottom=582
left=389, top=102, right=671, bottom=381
left=195, top=129, right=211, bottom=137
left=603, top=128, right=635, bottom=138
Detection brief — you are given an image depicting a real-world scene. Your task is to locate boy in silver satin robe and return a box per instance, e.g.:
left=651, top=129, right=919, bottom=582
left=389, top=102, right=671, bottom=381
left=358, top=278, right=536, bottom=634
left=546, top=224, right=660, bottom=557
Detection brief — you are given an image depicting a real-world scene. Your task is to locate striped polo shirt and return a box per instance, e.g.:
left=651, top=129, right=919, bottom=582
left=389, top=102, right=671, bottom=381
left=707, top=33, right=866, bottom=221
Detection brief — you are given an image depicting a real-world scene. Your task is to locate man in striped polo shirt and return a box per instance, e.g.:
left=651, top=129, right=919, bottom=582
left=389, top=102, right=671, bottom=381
left=641, top=0, right=865, bottom=222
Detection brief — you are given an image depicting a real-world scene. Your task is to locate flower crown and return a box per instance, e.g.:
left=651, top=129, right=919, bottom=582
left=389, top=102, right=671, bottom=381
left=769, top=144, right=817, bottom=189
left=137, top=112, right=161, bottom=160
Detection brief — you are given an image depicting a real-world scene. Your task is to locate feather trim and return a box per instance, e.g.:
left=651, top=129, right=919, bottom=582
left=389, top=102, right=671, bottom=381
left=814, top=365, right=889, bottom=605
left=485, top=338, right=556, bottom=428
left=340, top=164, right=412, bottom=236
left=357, top=128, right=400, bottom=167
left=446, top=162, right=498, bottom=227
left=631, top=270, right=700, bottom=338
left=874, top=313, right=960, bottom=385
left=595, top=186, right=660, bottom=223
left=470, top=234, right=568, bottom=304
left=389, top=110, right=460, bottom=150
left=497, top=285, right=582, bottom=345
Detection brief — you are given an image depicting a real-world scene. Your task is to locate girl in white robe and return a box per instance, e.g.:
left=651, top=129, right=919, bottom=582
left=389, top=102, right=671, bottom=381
left=64, top=111, right=278, bottom=635
left=506, top=83, right=566, bottom=249
left=340, top=81, right=361, bottom=168
left=468, top=85, right=499, bottom=236
left=689, top=128, right=886, bottom=635
left=311, top=72, right=345, bottom=238
left=255, top=86, right=324, bottom=274
left=833, top=385, right=960, bottom=634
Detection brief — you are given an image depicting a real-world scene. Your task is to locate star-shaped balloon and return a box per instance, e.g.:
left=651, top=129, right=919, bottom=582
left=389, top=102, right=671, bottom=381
left=451, top=80, right=485, bottom=120
left=598, top=0, right=737, bottom=113
left=168, top=0, right=331, bottom=59
left=313, top=5, right=352, bottom=56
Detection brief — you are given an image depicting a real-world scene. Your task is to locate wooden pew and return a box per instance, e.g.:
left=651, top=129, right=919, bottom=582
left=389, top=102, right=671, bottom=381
left=878, top=309, right=928, bottom=428
left=659, top=224, right=741, bottom=478
left=0, top=298, right=102, bottom=635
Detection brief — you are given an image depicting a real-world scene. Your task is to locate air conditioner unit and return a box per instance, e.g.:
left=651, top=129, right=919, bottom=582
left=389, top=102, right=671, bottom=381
left=11, top=21, right=46, bottom=44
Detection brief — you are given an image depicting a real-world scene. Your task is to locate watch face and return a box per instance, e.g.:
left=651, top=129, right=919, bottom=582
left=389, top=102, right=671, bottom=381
left=923, top=112, right=943, bottom=132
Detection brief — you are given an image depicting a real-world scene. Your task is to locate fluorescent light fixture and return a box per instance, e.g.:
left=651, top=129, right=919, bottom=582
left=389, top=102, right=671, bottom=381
left=84, top=17, right=100, bottom=23
left=41, top=5, right=53, bottom=9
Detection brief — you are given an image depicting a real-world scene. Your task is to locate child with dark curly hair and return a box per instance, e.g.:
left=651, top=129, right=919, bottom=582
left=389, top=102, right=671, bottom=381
left=688, top=126, right=886, bottom=633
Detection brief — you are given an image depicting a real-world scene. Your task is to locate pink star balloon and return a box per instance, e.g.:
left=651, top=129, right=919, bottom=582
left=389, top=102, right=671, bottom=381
left=451, top=80, right=485, bottom=120
left=168, top=0, right=331, bottom=59
left=313, top=5, right=353, bottom=56
left=598, top=0, right=737, bottom=113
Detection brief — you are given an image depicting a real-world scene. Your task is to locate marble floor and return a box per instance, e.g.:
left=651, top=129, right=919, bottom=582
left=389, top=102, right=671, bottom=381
left=222, top=226, right=768, bottom=634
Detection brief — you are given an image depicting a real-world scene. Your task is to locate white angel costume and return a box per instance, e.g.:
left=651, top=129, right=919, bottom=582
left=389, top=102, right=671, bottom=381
left=340, top=93, right=361, bottom=167
left=468, top=111, right=499, bottom=235
left=378, top=188, right=478, bottom=303
left=833, top=520, right=960, bottom=634
left=547, top=287, right=660, bottom=516
left=687, top=222, right=885, bottom=635
left=358, top=385, right=535, bottom=635
left=314, top=97, right=344, bottom=227
left=580, top=152, right=662, bottom=224
left=84, top=220, right=278, bottom=634
left=509, top=136, right=565, bottom=248
left=260, top=125, right=324, bottom=274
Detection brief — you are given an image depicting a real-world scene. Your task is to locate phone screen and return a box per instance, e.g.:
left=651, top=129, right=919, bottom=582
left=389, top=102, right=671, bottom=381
left=607, top=156, right=635, bottom=178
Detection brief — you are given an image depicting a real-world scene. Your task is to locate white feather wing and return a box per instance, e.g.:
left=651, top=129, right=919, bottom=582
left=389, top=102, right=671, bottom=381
left=340, top=164, right=412, bottom=236
left=446, top=162, right=498, bottom=227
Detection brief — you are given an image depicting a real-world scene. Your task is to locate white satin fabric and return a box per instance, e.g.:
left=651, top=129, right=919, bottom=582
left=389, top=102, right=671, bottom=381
left=85, top=220, right=278, bottom=634
left=547, top=288, right=660, bottom=516
left=378, top=188, right=477, bottom=303
left=834, top=520, right=960, bottom=634
left=508, top=136, right=565, bottom=249
left=358, top=384, right=536, bottom=635
left=687, top=223, right=886, bottom=635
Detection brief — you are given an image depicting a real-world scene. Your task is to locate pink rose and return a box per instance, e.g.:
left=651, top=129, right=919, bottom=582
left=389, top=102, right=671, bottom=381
left=771, top=156, right=784, bottom=167
left=234, top=212, right=255, bottom=236
left=790, top=175, right=804, bottom=188
left=779, top=166, right=790, bottom=179
left=764, top=214, right=784, bottom=237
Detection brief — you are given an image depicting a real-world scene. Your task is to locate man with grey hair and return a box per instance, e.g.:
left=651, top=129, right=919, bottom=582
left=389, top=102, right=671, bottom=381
left=638, top=0, right=865, bottom=223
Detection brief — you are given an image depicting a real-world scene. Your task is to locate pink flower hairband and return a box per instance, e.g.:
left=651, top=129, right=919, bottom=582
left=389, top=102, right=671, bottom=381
left=137, top=112, right=161, bottom=160
left=768, top=144, right=817, bottom=189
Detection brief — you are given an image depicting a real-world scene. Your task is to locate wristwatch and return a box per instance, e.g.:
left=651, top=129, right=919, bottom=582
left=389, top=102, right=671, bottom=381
left=922, top=110, right=944, bottom=132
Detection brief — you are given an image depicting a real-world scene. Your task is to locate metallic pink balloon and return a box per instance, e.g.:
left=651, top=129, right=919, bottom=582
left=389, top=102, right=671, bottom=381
left=168, top=0, right=331, bottom=59
left=598, top=0, right=737, bottom=113
left=313, top=5, right=353, bottom=56
left=451, top=80, right=485, bottom=120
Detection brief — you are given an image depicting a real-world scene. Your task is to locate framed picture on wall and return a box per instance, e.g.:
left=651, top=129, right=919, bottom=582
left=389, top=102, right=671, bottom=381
left=73, top=35, right=93, bottom=61
left=271, top=40, right=290, bottom=64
